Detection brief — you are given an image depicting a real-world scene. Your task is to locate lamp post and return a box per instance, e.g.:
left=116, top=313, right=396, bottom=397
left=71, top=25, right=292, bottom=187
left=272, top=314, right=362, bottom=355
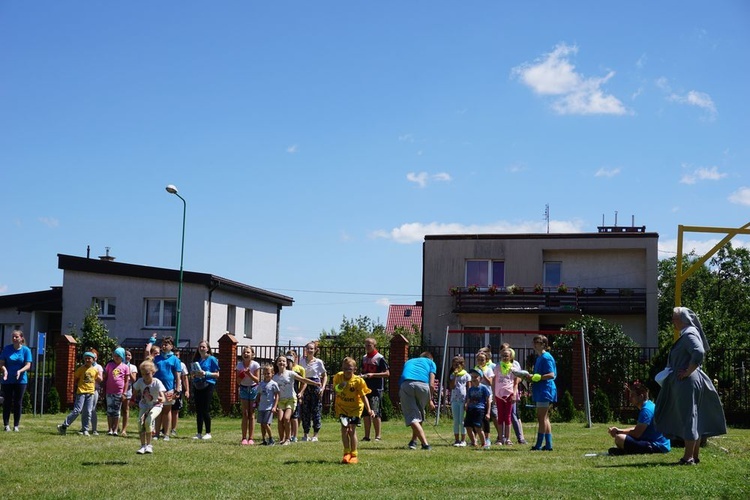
left=165, top=184, right=186, bottom=347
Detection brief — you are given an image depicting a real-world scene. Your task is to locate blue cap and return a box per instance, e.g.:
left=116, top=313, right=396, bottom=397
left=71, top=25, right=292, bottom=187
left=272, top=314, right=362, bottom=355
left=114, top=347, right=126, bottom=361
left=83, top=351, right=96, bottom=359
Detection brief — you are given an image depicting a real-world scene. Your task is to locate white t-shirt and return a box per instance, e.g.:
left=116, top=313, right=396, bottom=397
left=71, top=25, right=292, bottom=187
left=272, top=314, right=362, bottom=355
left=236, top=360, right=260, bottom=387
left=132, top=378, right=166, bottom=411
left=300, top=357, right=326, bottom=380
left=273, top=370, right=300, bottom=400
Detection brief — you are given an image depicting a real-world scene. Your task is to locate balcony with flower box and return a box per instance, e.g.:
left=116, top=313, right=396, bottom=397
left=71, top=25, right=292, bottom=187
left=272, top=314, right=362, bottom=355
left=450, top=286, right=647, bottom=315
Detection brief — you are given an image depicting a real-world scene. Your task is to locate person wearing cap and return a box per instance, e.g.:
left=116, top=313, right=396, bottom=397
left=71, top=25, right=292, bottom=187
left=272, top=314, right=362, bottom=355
left=57, top=351, right=100, bottom=436
left=102, top=347, right=131, bottom=436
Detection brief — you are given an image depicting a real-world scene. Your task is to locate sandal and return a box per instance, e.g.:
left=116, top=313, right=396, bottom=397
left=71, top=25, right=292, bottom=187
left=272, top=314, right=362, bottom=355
left=678, top=458, right=695, bottom=466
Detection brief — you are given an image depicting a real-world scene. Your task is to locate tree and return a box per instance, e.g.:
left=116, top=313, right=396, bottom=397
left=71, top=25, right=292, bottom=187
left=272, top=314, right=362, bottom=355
left=318, top=315, right=387, bottom=348
left=657, top=243, right=750, bottom=349
left=74, top=304, right=118, bottom=363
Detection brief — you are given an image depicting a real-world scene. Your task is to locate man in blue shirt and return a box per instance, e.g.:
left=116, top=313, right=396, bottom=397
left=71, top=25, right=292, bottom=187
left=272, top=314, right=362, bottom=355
left=398, top=352, right=436, bottom=450
left=608, top=382, right=671, bottom=455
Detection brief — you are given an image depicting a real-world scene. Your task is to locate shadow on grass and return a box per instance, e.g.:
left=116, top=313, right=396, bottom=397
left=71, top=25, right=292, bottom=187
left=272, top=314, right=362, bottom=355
left=81, top=461, right=129, bottom=466
left=282, top=459, right=337, bottom=465
left=593, top=460, right=678, bottom=469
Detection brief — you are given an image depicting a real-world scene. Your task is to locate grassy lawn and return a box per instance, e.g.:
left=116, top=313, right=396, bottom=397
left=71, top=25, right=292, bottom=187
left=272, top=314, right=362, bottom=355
left=1, top=413, right=748, bottom=499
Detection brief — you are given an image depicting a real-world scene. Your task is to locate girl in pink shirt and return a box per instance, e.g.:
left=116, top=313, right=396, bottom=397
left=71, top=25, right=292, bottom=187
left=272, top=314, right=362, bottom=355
left=492, top=349, right=519, bottom=445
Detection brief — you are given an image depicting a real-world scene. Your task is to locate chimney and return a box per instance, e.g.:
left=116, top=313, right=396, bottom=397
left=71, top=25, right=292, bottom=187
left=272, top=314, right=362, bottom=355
left=99, top=247, right=116, bottom=262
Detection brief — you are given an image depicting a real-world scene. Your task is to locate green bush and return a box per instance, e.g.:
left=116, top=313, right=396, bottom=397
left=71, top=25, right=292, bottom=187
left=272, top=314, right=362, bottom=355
left=519, top=394, right=536, bottom=422
left=591, top=389, right=612, bottom=423
left=380, top=391, right=395, bottom=421
left=210, top=389, right=223, bottom=417
left=47, top=387, right=61, bottom=414
left=22, top=390, right=32, bottom=413
left=555, top=390, right=576, bottom=423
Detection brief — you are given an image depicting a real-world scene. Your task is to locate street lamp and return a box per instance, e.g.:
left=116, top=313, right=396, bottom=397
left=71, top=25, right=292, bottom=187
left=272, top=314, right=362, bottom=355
left=165, top=184, right=186, bottom=347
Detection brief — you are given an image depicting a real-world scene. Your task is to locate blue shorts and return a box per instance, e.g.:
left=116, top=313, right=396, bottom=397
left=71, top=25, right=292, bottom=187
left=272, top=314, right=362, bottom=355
left=463, top=407, right=486, bottom=429
left=623, top=435, right=663, bottom=454
left=239, top=385, right=258, bottom=402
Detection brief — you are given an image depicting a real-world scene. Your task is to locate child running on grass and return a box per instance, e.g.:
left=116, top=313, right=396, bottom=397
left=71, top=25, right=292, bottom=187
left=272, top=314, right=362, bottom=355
left=464, top=368, right=492, bottom=449
left=256, top=365, right=279, bottom=445
left=237, top=346, right=260, bottom=445
left=333, top=357, right=374, bottom=464
left=272, top=355, right=321, bottom=445
left=131, top=360, right=166, bottom=454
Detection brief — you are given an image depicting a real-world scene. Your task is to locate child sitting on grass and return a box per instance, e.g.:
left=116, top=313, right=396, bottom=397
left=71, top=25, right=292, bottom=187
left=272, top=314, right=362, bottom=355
left=333, top=357, right=374, bottom=464
left=256, top=364, right=279, bottom=445
left=131, top=360, right=166, bottom=454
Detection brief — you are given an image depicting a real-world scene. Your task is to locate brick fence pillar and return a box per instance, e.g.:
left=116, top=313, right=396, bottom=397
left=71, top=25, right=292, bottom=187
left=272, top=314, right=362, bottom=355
left=571, top=334, right=590, bottom=409
left=388, top=334, right=409, bottom=406
left=55, top=335, right=78, bottom=409
left=217, top=333, right=238, bottom=414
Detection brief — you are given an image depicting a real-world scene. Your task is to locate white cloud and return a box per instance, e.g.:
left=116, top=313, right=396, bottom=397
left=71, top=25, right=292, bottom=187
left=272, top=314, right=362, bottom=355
left=729, top=187, right=750, bottom=206
left=507, top=163, right=526, bottom=173
left=38, top=217, right=59, bottom=228
left=286, top=144, right=299, bottom=154
left=679, top=165, right=727, bottom=185
left=376, top=297, right=391, bottom=307
left=398, top=134, right=414, bottom=143
left=372, top=219, right=587, bottom=244
left=595, top=167, right=621, bottom=178
left=512, top=43, right=627, bottom=116
left=406, top=171, right=452, bottom=188
left=0, top=284, right=8, bottom=294
left=658, top=78, right=717, bottom=119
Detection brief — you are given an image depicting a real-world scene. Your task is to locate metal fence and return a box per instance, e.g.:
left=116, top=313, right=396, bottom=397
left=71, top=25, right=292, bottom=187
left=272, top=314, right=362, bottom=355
left=19, top=343, right=750, bottom=424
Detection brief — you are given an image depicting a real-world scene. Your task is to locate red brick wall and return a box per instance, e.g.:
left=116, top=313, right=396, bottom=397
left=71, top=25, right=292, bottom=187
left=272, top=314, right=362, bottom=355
left=388, top=334, right=409, bottom=405
left=217, top=333, right=238, bottom=414
left=55, top=335, right=78, bottom=409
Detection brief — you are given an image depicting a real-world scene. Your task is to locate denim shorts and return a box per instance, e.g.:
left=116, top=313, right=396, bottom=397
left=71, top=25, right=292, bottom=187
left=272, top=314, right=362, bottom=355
left=239, top=385, right=259, bottom=402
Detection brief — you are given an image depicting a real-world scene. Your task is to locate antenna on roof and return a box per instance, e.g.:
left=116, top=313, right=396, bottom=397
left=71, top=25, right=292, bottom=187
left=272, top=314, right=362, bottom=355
left=544, top=204, right=550, bottom=234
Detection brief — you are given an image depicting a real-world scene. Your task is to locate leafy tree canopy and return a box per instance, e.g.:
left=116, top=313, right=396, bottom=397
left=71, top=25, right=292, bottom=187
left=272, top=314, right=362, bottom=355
left=71, top=304, right=118, bottom=363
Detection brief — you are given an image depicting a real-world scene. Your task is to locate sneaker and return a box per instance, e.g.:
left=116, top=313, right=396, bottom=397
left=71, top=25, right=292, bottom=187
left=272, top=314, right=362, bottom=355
left=459, top=441, right=467, bottom=447
left=193, top=434, right=202, bottom=440
left=13, top=426, right=19, bottom=432
left=608, top=447, right=625, bottom=456
left=421, top=444, right=432, bottom=451
left=678, top=458, right=695, bottom=466
left=79, top=430, right=90, bottom=436
left=453, top=441, right=462, bottom=447
left=348, top=456, right=359, bottom=464
left=57, top=424, right=67, bottom=435
left=374, top=436, right=381, bottom=441
left=518, top=439, right=528, bottom=445
left=268, top=438, right=275, bottom=446
left=162, top=435, right=170, bottom=442
left=542, top=446, right=553, bottom=451
left=92, top=431, right=99, bottom=436
left=485, top=438, right=491, bottom=447
left=301, top=435, right=309, bottom=442
left=362, top=437, right=371, bottom=442
left=248, top=439, right=255, bottom=445
left=145, top=445, right=153, bottom=454
left=202, top=433, right=212, bottom=440
left=494, top=439, right=503, bottom=445
left=289, top=436, right=297, bottom=443
left=341, top=454, right=352, bottom=464
left=113, top=430, right=119, bottom=436
left=241, top=439, right=249, bottom=445
left=3, top=425, right=10, bottom=432
left=136, top=446, right=147, bottom=454
left=530, top=446, right=542, bottom=451
left=483, top=444, right=491, bottom=450
left=310, top=436, right=318, bottom=442
left=107, top=431, right=114, bottom=436
left=408, top=440, right=418, bottom=450
left=171, top=429, right=178, bottom=437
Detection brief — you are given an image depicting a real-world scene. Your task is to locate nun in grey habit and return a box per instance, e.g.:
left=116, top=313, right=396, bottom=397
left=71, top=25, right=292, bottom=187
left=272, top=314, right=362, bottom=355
left=654, top=306, right=726, bottom=465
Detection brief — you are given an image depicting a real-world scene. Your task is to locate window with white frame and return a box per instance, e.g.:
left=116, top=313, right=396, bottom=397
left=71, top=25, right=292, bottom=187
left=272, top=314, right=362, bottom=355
left=465, top=260, right=505, bottom=287
left=144, top=299, right=177, bottom=328
left=543, top=261, right=562, bottom=287
left=226, top=305, right=236, bottom=334
left=243, top=309, right=253, bottom=339
left=93, top=297, right=116, bottom=317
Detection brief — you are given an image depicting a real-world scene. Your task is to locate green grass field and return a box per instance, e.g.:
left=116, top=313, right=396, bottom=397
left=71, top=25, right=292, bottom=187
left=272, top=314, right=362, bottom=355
left=1, top=413, right=748, bottom=499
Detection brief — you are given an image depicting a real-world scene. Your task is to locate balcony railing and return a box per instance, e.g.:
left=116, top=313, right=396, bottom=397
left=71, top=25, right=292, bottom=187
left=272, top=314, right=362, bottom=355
left=451, top=286, right=647, bottom=314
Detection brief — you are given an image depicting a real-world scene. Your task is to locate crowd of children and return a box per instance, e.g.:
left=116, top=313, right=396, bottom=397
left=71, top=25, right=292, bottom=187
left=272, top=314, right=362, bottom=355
left=51, top=335, right=564, bottom=462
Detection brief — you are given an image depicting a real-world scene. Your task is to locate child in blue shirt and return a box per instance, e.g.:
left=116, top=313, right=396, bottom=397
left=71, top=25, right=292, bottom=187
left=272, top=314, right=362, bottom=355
left=608, top=382, right=671, bottom=455
left=464, top=368, right=492, bottom=449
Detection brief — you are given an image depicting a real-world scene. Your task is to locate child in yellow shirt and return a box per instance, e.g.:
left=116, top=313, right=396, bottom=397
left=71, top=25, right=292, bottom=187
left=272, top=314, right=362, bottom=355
left=333, top=357, right=374, bottom=464
left=57, top=352, right=100, bottom=435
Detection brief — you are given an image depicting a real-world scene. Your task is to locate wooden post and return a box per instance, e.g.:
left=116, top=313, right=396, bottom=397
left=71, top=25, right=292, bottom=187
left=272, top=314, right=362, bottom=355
left=55, top=335, right=78, bottom=409
left=217, top=333, right=238, bottom=414
left=388, top=334, right=409, bottom=406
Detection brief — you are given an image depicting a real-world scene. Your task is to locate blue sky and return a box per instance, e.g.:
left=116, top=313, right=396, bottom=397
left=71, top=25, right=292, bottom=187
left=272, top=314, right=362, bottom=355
left=2, top=1, right=749, bottom=345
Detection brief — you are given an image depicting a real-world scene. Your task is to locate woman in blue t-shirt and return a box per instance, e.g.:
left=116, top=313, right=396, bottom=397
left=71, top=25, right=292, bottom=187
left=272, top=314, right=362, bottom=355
left=526, top=334, right=557, bottom=451
left=608, top=381, right=670, bottom=455
left=0, top=330, right=33, bottom=432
